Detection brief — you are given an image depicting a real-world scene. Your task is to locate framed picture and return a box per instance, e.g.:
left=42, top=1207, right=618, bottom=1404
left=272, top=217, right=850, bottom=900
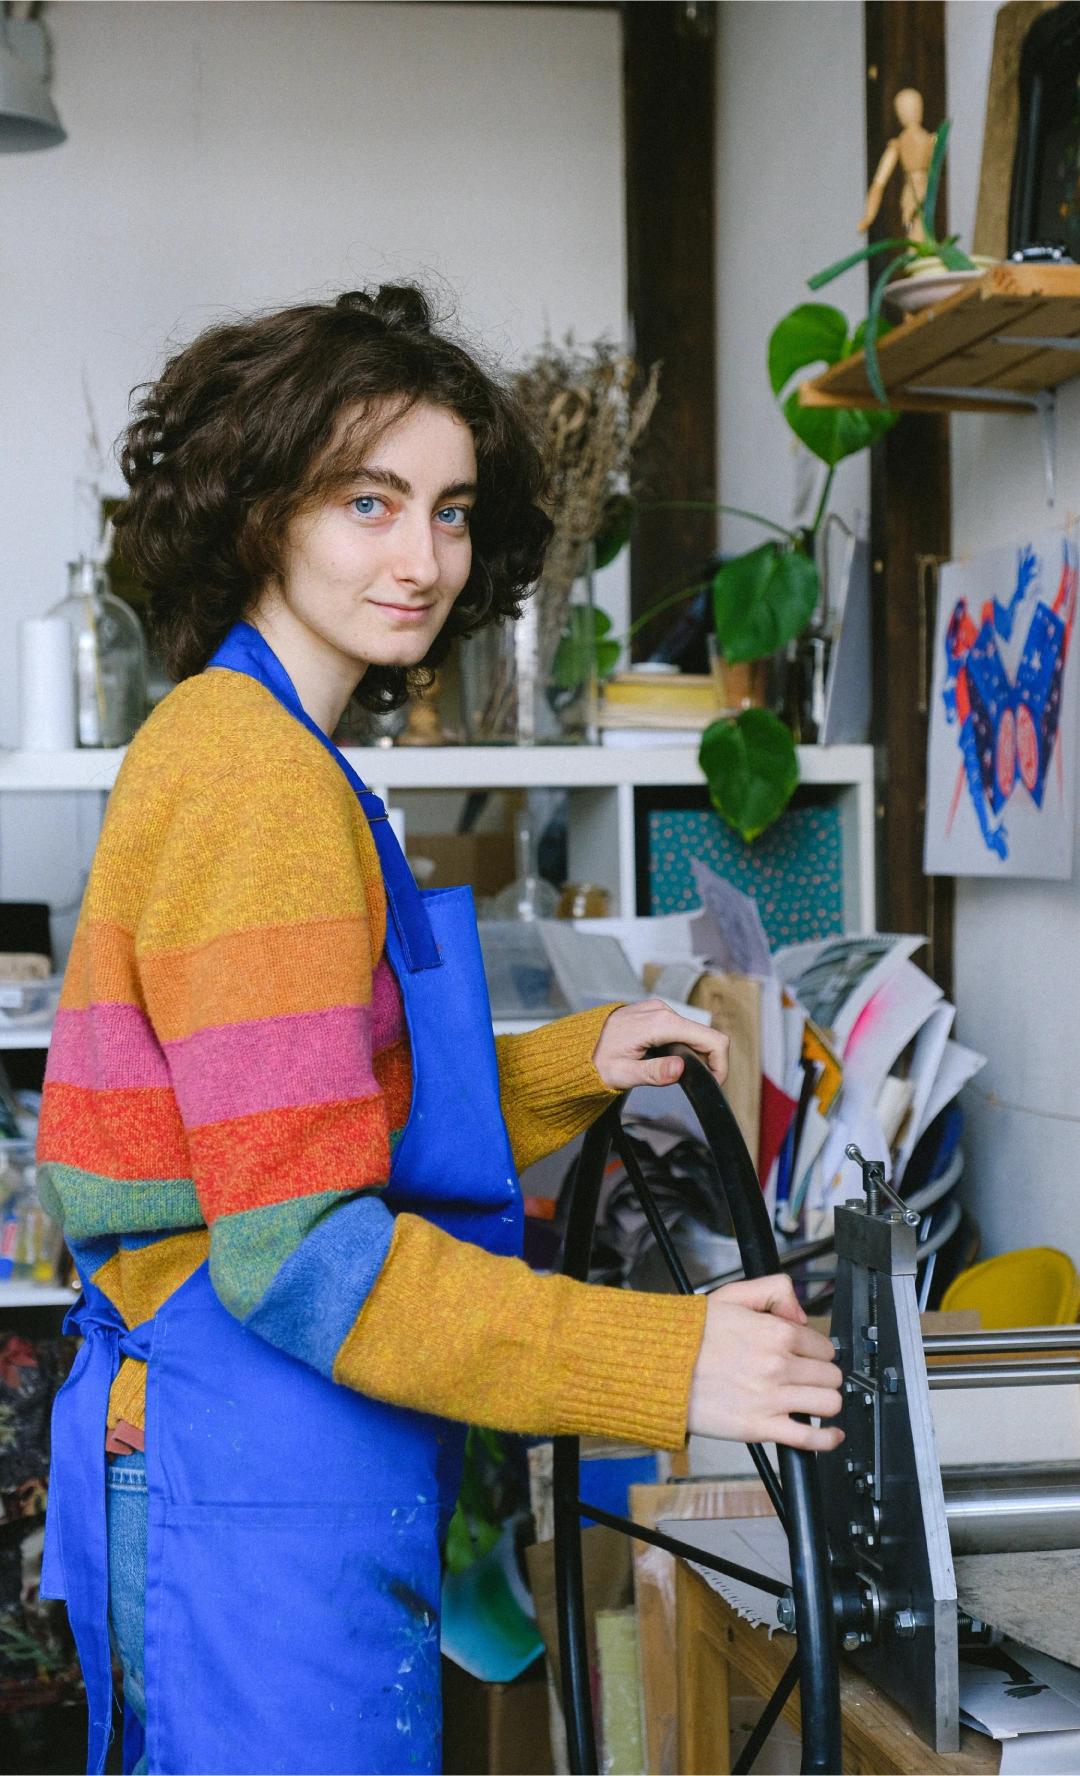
left=1008, top=1, right=1080, bottom=258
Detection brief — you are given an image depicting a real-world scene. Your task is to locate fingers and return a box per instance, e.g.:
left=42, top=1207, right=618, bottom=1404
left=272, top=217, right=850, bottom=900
left=713, top=1274, right=809, bottom=1328
left=768, top=1418, right=845, bottom=1454
left=639, top=1054, right=684, bottom=1087
left=591, top=1001, right=730, bottom=1091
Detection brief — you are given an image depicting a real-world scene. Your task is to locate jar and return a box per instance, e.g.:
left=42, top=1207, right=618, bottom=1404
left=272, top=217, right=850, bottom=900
left=49, top=559, right=148, bottom=746
left=0, top=1141, right=62, bottom=1283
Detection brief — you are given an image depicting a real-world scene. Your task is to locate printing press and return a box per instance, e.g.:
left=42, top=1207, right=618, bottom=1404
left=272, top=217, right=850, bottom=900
left=553, top=1048, right=1080, bottom=1775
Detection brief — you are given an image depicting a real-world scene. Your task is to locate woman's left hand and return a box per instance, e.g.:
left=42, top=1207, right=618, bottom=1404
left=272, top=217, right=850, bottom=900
left=592, top=999, right=728, bottom=1091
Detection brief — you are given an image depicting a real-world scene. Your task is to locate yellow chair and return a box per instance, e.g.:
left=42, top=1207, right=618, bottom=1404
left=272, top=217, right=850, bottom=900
left=940, top=1246, right=1080, bottom=1329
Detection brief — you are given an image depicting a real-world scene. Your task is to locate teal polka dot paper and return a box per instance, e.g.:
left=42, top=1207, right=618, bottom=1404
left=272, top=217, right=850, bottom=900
left=648, top=803, right=844, bottom=949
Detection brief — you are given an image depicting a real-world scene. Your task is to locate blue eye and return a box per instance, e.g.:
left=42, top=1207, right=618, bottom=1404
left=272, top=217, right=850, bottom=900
left=352, top=495, right=385, bottom=517
left=437, top=505, right=470, bottom=528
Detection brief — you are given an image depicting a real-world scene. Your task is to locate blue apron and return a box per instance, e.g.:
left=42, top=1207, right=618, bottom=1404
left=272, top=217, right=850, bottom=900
left=42, top=622, right=524, bottom=1776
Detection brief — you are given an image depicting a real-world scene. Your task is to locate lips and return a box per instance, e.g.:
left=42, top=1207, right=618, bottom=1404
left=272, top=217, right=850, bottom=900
left=371, top=602, right=435, bottom=621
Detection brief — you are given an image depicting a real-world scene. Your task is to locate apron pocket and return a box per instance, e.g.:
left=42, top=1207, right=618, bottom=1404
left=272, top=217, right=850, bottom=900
left=147, top=1501, right=442, bottom=1776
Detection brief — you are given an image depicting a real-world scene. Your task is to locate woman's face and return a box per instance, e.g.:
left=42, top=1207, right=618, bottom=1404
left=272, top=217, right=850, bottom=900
left=273, top=401, right=477, bottom=674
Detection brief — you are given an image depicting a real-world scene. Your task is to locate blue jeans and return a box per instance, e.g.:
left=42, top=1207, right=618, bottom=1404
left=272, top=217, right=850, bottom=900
left=106, top=1452, right=148, bottom=1776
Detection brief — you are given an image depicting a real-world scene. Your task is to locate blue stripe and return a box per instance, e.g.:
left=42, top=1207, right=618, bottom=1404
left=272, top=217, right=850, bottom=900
left=243, top=1193, right=395, bottom=1377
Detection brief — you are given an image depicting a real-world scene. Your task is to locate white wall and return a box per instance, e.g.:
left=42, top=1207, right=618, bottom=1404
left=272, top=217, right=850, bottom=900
left=0, top=1, right=625, bottom=921
left=715, top=0, right=1080, bottom=1266
left=716, top=1, right=868, bottom=558
left=946, top=1, right=1080, bottom=1264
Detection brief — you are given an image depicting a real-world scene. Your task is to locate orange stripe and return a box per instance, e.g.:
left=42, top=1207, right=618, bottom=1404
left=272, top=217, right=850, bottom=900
left=37, top=1081, right=191, bottom=1178
left=191, top=1097, right=390, bottom=1221
left=59, top=922, right=141, bottom=1013
left=140, top=916, right=372, bottom=1041
left=373, top=1037, right=412, bottom=1133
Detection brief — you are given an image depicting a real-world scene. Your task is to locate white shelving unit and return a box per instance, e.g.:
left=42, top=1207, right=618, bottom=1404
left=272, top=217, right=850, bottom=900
left=0, top=1281, right=76, bottom=1308
left=0, top=741, right=876, bottom=934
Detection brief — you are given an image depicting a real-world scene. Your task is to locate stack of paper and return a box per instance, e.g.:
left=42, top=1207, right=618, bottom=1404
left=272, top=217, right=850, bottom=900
left=576, top=868, right=986, bottom=1242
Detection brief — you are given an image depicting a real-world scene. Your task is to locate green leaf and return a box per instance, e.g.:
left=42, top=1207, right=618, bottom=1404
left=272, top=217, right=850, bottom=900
left=770, top=308, right=899, bottom=466
left=865, top=254, right=913, bottom=404
left=807, top=238, right=912, bottom=290
left=593, top=493, right=635, bottom=569
left=782, top=385, right=899, bottom=466
left=444, top=1503, right=502, bottom=1575
left=937, top=239, right=976, bottom=272
left=551, top=604, right=617, bottom=688
left=921, top=117, right=950, bottom=243
left=699, top=708, right=800, bottom=841
left=712, top=543, right=819, bottom=664
left=768, top=304, right=848, bottom=396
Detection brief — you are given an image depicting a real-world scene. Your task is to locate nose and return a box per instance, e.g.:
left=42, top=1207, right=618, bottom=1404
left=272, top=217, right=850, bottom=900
left=390, top=509, right=439, bottom=592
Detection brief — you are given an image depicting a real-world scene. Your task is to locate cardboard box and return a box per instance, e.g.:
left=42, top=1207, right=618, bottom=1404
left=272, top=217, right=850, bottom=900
left=441, top=1654, right=553, bottom=1776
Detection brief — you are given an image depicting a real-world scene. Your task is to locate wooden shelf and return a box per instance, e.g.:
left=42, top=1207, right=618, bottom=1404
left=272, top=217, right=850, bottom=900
left=800, top=262, right=1080, bottom=415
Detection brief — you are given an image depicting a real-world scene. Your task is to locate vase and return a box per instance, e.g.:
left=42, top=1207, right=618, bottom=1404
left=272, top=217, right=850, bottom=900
left=49, top=559, right=148, bottom=747
left=460, top=551, right=600, bottom=745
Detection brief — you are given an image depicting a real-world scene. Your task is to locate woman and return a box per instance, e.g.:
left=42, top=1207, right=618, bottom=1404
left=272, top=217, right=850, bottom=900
left=38, top=285, right=842, bottom=1776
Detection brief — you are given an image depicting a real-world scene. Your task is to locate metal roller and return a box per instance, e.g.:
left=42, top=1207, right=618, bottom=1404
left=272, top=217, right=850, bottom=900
left=943, top=1462, right=1080, bottom=1554
left=927, top=1357, right=1080, bottom=1387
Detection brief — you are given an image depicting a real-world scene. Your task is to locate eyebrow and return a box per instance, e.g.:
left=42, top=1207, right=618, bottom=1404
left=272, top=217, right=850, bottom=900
left=353, top=467, right=478, bottom=503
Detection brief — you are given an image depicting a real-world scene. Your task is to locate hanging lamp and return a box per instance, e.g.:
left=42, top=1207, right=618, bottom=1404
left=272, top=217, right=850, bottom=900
left=0, top=17, right=64, bottom=151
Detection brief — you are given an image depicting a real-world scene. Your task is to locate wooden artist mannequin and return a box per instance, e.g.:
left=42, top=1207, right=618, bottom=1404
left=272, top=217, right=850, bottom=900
left=859, top=87, right=937, bottom=243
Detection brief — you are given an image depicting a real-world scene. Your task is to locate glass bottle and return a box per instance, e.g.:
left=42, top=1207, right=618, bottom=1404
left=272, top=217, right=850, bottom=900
left=490, top=807, right=559, bottom=920
left=50, top=559, right=148, bottom=747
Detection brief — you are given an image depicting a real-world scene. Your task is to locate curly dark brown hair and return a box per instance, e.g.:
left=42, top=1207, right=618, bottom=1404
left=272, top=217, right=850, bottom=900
left=114, top=284, right=553, bottom=710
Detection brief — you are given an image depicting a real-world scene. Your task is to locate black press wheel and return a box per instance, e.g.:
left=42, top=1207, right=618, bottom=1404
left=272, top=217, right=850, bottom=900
left=552, top=1045, right=842, bottom=1776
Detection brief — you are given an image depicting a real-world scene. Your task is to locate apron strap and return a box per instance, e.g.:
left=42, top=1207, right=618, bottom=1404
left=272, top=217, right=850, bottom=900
left=206, top=622, right=442, bottom=973
left=42, top=1284, right=154, bottom=1776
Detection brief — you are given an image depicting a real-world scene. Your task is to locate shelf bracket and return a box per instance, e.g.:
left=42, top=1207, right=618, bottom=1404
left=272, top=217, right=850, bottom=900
left=904, top=384, right=1058, bottom=505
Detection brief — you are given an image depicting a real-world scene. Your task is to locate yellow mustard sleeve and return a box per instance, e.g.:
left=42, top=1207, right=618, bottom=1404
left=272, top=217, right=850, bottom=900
left=495, top=1002, right=623, bottom=1172
left=334, top=1212, right=706, bottom=1450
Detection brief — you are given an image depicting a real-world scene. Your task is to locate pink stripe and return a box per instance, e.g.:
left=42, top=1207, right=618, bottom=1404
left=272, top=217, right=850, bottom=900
left=371, top=956, right=405, bottom=1055
left=163, top=1005, right=379, bottom=1128
left=46, top=1004, right=171, bottom=1091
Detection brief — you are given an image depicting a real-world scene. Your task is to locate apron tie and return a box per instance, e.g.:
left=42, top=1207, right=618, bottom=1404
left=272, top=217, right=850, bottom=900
left=42, top=1282, right=154, bottom=1776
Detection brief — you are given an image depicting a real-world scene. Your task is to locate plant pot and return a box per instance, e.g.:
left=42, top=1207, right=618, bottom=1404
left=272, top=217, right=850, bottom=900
left=708, top=639, right=773, bottom=713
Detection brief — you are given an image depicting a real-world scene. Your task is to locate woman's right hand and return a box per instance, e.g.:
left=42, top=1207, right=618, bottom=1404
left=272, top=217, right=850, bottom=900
left=687, top=1274, right=844, bottom=1452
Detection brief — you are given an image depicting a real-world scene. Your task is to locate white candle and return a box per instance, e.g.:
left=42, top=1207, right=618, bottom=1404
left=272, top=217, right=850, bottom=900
left=18, top=616, right=76, bottom=751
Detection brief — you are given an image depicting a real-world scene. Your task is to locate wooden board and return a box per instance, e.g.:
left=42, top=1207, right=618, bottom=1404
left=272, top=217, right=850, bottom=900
left=800, top=263, right=1080, bottom=414
left=675, top=1561, right=1000, bottom=1776
left=628, top=1478, right=774, bottom=1775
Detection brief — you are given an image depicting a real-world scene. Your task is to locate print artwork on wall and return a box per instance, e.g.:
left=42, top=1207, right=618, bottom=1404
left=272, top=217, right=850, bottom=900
left=925, top=524, right=1079, bottom=880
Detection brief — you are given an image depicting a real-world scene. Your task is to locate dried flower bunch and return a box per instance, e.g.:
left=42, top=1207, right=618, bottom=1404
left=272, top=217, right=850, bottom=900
left=511, top=335, right=660, bottom=658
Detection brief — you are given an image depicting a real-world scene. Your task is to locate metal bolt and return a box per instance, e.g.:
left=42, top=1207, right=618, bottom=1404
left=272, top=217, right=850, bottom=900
left=849, top=1520, right=863, bottom=1538
left=894, top=1608, right=917, bottom=1639
left=776, top=1593, right=796, bottom=1633
left=865, top=1533, right=876, bottom=1548
left=863, top=1392, right=874, bottom=1408
left=845, top=1459, right=860, bottom=1474
left=842, top=1632, right=862, bottom=1653
left=883, top=1367, right=899, bottom=1395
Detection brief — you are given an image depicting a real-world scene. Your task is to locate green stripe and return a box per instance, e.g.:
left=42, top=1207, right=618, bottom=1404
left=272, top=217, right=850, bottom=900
left=208, top=1192, right=347, bottom=1319
left=38, top=1162, right=202, bottom=1240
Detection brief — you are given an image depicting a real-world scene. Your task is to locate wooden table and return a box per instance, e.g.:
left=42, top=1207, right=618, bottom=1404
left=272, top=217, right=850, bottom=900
left=674, top=1560, right=1000, bottom=1776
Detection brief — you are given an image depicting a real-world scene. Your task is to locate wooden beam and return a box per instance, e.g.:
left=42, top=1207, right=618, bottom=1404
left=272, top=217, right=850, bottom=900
left=623, top=2, right=717, bottom=657
left=865, top=0, right=954, bottom=995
